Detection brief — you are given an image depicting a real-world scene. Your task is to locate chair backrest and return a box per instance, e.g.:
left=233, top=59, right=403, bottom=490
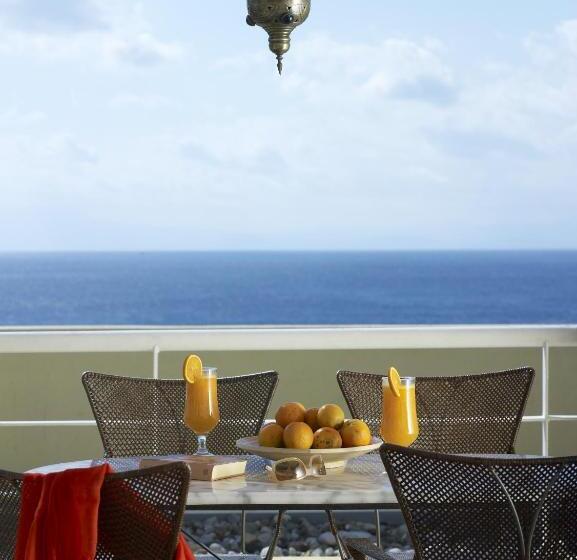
left=0, top=471, right=21, bottom=560
left=381, top=444, right=577, bottom=560
left=83, top=370, right=278, bottom=457
left=337, top=367, right=534, bottom=453
left=0, top=462, right=190, bottom=560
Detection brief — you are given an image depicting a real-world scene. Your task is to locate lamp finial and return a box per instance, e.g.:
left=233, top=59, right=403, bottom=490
left=247, top=0, right=311, bottom=74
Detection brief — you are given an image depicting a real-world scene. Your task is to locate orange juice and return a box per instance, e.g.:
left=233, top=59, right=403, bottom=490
left=380, top=377, right=419, bottom=447
left=184, top=374, right=220, bottom=436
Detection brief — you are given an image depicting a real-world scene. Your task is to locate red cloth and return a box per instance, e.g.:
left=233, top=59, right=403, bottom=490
left=175, top=538, right=196, bottom=560
left=15, top=465, right=111, bottom=560
left=15, top=464, right=194, bottom=560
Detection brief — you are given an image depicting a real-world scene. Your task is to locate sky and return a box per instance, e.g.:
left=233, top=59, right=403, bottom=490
left=0, top=0, right=576, bottom=251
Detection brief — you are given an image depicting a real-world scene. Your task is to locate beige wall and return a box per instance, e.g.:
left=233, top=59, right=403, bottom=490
left=0, top=347, right=576, bottom=471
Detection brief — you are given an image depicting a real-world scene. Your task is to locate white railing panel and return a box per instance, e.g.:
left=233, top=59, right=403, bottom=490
left=0, top=325, right=576, bottom=353
left=1, top=325, right=576, bottom=457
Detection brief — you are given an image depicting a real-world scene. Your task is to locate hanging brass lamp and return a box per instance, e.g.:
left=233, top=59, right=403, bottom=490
left=246, top=0, right=311, bottom=75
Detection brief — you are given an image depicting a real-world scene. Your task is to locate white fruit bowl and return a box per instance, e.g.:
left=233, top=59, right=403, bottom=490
left=236, top=436, right=382, bottom=469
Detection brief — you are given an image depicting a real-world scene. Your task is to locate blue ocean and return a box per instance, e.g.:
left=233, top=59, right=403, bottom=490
left=0, top=251, right=576, bottom=325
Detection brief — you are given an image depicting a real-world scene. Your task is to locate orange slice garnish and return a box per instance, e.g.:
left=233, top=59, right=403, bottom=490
left=183, top=354, right=203, bottom=384
left=388, top=367, right=401, bottom=397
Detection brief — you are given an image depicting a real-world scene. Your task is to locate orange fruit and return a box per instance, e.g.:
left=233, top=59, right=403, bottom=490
left=258, top=423, right=284, bottom=448
left=304, top=408, right=320, bottom=431
left=183, top=354, right=203, bottom=384
left=388, top=367, right=401, bottom=397
left=317, top=404, right=345, bottom=430
left=313, top=427, right=342, bottom=449
left=283, top=422, right=314, bottom=449
left=340, top=419, right=372, bottom=447
left=275, top=402, right=306, bottom=428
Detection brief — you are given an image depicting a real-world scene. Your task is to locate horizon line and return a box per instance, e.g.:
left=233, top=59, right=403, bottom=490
left=1, top=248, right=577, bottom=255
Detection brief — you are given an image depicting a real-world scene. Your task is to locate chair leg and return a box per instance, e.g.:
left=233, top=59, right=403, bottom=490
left=241, top=510, right=247, bottom=554
left=374, top=510, right=381, bottom=548
left=326, top=509, right=352, bottom=560
left=181, top=528, right=225, bottom=560
left=265, top=509, right=285, bottom=560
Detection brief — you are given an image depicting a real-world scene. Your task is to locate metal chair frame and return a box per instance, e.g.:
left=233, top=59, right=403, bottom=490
left=82, top=370, right=279, bottom=457
left=346, top=444, right=577, bottom=560
left=336, top=367, right=535, bottom=557
left=82, top=370, right=278, bottom=560
left=0, top=462, right=190, bottom=560
left=337, top=367, right=535, bottom=454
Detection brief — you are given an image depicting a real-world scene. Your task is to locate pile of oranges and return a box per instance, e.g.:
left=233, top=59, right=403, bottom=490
left=258, top=402, right=372, bottom=450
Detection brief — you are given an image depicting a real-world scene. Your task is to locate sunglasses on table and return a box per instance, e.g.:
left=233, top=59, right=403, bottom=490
left=266, top=455, right=327, bottom=482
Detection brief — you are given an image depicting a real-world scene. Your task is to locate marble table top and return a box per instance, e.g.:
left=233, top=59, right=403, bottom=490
left=31, top=454, right=397, bottom=510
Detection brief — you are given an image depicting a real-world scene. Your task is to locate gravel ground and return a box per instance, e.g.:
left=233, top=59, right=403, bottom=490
left=184, top=512, right=412, bottom=557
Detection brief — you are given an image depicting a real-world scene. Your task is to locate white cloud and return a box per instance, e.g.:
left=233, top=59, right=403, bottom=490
left=277, top=34, right=457, bottom=106
left=439, top=20, right=577, bottom=161
left=197, top=21, right=577, bottom=237
left=0, top=0, right=184, bottom=66
left=386, top=75, right=456, bottom=106
left=9, top=133, right=98, bottom=165
left=109, top=92, right=173, bottom=109
left=0, top=0, right=106, bottom=32
left=360, top=40, right=455, bottom=104
left=558, top=19, right=577, bottom=56
left=179, top=125, right=288, bottom=176
left=0, top=107, right=45, bottom=126
left=524, top=18, right=577, bottom=69
left=52, top=134, right=98, bottom=164
left=431, top=128, right=542, bottom=160
left=1, top=10, right=577, bottom=250
left=105, top=33, right=183, bottom=66
left=275, top=21, right=577, bottom=169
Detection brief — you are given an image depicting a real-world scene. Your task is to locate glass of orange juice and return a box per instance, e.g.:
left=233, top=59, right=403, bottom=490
left=380, top=374, right=419, bottom=447
left=184, top=367, right=220, bottom=455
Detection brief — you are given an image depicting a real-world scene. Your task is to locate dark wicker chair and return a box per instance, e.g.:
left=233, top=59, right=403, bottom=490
left=337, top=367, right=535, bottom=454
left=336, top=367, right=534, bottom=558
left=347, top=444, right=577, bottom=560
left=82, top=370, right=278, bottom=457
left=0, top=462, right=190, bottom=560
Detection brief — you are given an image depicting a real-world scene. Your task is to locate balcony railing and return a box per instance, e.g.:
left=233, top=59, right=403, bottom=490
left=1, top=325, right=576, bottom=465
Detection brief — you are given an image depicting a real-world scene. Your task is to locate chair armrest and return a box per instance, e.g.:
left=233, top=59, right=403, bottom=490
left=345, top=538, right=413, bottom=560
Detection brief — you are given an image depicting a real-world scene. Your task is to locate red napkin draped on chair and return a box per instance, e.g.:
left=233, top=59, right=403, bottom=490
left=15, top=464, right=194, bottom=560
left=175, top=536, right=196, bottom=560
